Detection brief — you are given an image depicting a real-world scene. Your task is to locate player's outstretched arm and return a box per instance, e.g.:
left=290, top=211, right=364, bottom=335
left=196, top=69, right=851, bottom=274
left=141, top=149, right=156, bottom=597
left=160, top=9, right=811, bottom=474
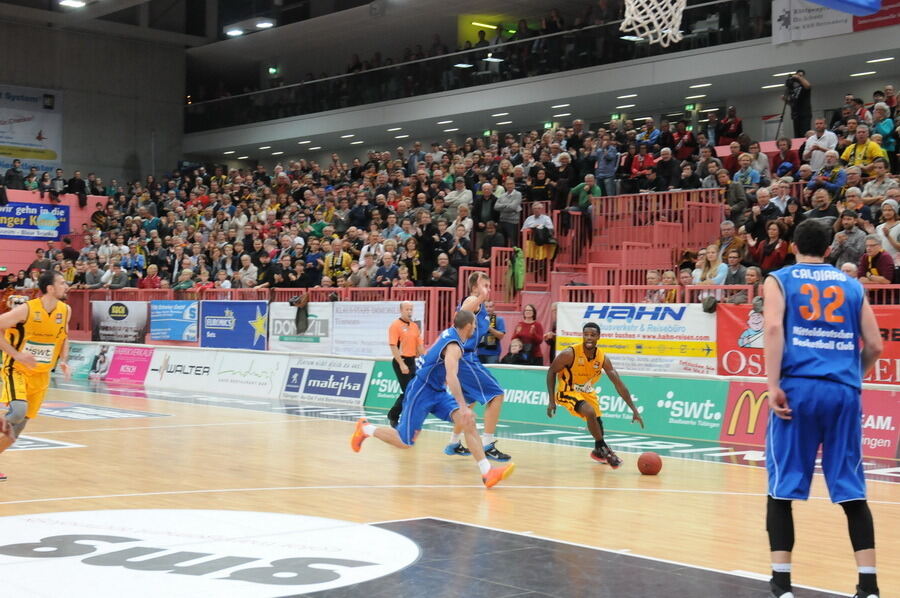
left=545, top=348, right=573, bottom=418
left=859, top=296, right=884, bottom=376
left=763, top=276, right=791, bottom=420
left=603, top=358, right=644, bottom=428
left=0, top=304, right=36, bottom=369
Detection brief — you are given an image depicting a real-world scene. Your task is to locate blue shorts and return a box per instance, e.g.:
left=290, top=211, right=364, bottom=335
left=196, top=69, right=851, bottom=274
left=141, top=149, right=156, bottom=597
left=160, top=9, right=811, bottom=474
left=397, top=378, right=460, bottom=446
left=458, top=354, right=504, bottom=405
left=766, top=377, right=866, bottom=503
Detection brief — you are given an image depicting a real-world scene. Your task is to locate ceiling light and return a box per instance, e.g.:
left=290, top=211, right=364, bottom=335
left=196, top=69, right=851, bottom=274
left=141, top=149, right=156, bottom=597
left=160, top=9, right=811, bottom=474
left=225, top=28, right=243, bottom=37
left=340, top=134, right=355, bottom=138
left=850, top=71, right=876, bottom=77
left=437, top=120, right=453, bottom=124
left=615, top=105, right=635, bottom=109
left=495, top=121, right=512, bottom=125
left=552, top=103, right=570, bottom=108
left=258, top=146, right=271, bottom=150
left=867, top=57, right=894, bottom=63
left=761, top=83, right=782, bottom=89
left=665, top=112, right=682, bottom=117
left=617, top=94, right=637, bottom=99
left=690, top=83, right=712, bottom=88
left=237, top=156, right=248, bottom=160
left=698, top=119, right=709, bottom=123
left=685, top=94, right=706, bottom=99
left=271, top=151, right=284, bottom=155
left=454, top=63, right=474, bottom=68
left=552, top=113, right=570, bottom=118
left=395, top=134, right=409, bottom=139
left=772, top=71, right=793, bottom=77
left=255, top=19, right=275, bottom=29
left=308, top=146, right=321, bottom=150
left=387, top=127, right=402, bottom=132
left=491, top=112, right=509, bottom=117
left=444, top=128, right=459, bottom=132
left=483, top=53, right=503, bottom=63
left=297, top=140, right=310, bottom=144
left=471, top=21, right=497, bottom=29
left=59, top=0, right=86, bottom=7
left=350, top=140, right=364, bottom=145
left=620, top=35, right=644, bottom=42
left=223, top=150, right=235, bottom=155
left=700, top=108, right=720, bottom=112
left=633, top=116, right=651, bottom=121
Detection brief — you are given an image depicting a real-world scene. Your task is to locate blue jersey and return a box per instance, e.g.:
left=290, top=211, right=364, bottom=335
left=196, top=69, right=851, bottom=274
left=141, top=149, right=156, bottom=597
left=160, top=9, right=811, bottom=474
left=413, top=326, right=464, bottom=391
left=457, top=299, right=490, bottom=358
left=770, top=262, right=864, bottom=389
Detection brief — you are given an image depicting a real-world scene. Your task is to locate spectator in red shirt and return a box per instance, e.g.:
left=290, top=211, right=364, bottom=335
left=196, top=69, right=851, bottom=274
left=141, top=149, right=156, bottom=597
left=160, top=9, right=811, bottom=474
left=746, top=221, right=790, bottom=275
left=722, top=142, right=742, bottom=175
left=672, top=120, right=697, bottom=161
left=513, top=303, right=545, bottom=365
left=717, top=106, right=743, bottom=146
left=138, top=264, right=162, bottom=289
left=859, top=234, right=895, bottom=285
left=770, top=137, right=800, bottom=178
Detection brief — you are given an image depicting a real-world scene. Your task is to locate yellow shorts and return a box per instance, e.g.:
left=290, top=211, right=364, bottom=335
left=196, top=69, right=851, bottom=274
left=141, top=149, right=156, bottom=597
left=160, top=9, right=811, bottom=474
left=1, top=369, right=51, bottom=419
left=555, top=391, right=601, bottom=420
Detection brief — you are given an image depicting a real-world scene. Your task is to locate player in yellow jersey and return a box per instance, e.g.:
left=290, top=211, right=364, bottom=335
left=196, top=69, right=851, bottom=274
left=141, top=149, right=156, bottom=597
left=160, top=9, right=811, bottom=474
left=546, top=322, right=643, bottom=468
left=0, top=270, right=71, bottom=479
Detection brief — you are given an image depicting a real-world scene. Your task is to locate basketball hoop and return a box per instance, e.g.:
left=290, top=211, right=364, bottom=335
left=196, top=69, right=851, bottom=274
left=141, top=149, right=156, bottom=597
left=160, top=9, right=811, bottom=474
left=619, top=0, right=687, bottom=47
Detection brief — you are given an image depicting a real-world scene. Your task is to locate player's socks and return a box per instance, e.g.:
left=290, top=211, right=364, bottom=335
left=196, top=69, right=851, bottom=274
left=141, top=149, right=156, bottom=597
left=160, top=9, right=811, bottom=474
left=449, top=432, right=462, bottom=444
left=857, top=567, right=878, bottom=596
left=770, top=564, right=792, bottom=597
left=482, top=433, right=495, bottom=445
left=477, top=459, right=491, bottom=475
left=363, top=424, right=376, bottom=436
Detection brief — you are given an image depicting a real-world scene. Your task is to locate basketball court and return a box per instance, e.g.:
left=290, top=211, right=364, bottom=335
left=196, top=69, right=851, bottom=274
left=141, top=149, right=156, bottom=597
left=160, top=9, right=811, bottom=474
left=0, top=378, right=896, bottom=597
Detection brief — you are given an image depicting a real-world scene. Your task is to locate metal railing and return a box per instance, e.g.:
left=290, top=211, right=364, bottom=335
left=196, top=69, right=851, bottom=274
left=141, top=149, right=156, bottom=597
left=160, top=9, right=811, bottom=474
left=185, top=0, right=770, bottom=132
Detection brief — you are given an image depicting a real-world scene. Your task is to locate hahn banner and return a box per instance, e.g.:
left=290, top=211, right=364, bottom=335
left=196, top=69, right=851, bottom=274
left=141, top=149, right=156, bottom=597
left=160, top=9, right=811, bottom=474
left=556, top=303, right=717, bottom=375
left=90, top=301, right=148, bottom=343
left=200, top=300, right=268, bottom=350
left=0, top=202, right=69, bottom=240
left=0, top=84, right=63, bottom=172
left=717, top=303, right=900, bottom=385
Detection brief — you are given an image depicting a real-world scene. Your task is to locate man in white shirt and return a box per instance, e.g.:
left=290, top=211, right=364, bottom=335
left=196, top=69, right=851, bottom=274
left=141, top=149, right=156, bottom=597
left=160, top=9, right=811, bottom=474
left=521, top=202, right=554, bottom=233
left=443, top=177, right=473, bottom=222
left=803, top=117, right=838, bottom=172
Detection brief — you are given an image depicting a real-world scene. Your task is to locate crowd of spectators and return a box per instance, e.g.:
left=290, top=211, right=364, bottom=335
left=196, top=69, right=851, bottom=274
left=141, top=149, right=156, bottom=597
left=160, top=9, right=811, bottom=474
left=3, top=81, right=900, bottom=299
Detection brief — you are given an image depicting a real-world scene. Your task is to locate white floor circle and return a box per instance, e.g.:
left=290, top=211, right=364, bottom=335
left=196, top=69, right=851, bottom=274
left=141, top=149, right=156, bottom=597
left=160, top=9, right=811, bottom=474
left=0, top=509, right=420, bottom=597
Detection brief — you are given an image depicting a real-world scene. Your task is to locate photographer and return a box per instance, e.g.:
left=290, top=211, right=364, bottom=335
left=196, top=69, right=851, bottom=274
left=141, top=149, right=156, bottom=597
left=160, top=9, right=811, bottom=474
left=784, top=69, right=812, bottom=138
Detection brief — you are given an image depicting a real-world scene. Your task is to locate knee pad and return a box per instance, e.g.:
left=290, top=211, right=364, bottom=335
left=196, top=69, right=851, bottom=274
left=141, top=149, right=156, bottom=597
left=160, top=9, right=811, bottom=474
left=841, top=500, right=875, bottom=552
left=6, top=400, right=27, bottom=424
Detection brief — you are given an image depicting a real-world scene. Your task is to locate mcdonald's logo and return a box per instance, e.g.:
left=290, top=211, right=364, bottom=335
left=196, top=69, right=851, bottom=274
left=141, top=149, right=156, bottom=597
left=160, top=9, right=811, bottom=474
left=726, top=389, right=768, bottom=435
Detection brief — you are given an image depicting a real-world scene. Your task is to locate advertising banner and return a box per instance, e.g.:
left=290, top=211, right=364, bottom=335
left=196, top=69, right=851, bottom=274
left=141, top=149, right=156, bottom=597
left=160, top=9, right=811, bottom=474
left=332, top=301, right=426, bottom=358
left=213, top=351, right=289, bottom=400
left=721, top=381, right=900, bottom=459
left=103, top=346, right=154, bottom=385
left=772, top=0, right=899, bottom=43
left=200, top=300, right=268, bottom=350
left=144, top=347, right=218, bottom=393
left=557, top=303, right=717, bottom=375
left=282, top=355, right=374, bottom=407
left=150, top=300, right=198, bottom=342
left=90, top=301, right=148, bottom=343
left=365, top=361, right=402, bottom=409
left=0, top=202, right=70, bottom=241
left=717, top=304, right=900, bottom=385
left=268, top=302, right=333, bottom=353
left=65, top=342, right=103, bottom=380
left=0, top=84, right=63, bottom=172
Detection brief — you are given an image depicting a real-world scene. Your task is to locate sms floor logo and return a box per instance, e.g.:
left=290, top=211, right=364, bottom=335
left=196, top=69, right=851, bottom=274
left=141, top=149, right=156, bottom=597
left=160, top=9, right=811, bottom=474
left=0, top=510, right=420, bottom=597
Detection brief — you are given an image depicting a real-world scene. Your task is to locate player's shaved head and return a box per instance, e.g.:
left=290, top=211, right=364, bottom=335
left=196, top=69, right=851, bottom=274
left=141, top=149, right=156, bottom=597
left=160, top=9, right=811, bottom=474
left=454, top=309, right=475, bottom=329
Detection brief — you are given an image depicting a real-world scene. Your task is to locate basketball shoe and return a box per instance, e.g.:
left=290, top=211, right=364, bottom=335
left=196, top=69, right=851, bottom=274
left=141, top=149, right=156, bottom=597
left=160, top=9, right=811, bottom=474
left=482, top=463, right=515, bottom=488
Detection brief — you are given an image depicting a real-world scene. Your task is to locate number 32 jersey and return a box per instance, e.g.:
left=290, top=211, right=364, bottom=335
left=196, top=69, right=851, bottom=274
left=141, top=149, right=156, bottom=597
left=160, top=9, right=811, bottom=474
left=770, top=263, right=864, bottom=389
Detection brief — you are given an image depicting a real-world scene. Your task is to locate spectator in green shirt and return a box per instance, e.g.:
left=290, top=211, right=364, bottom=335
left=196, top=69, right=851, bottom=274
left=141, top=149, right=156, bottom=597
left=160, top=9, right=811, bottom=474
left=567, top=174, right=603, bottom=213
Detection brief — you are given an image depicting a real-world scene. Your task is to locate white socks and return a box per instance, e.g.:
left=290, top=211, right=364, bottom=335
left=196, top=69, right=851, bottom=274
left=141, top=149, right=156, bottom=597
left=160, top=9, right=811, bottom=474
left=858, top=566, right=876, bottom=574
left=482, top=433, right=495, bottom=445
left=449, top=432, right=462, bottom=444
left=772, top=563, right=791, bottom=573
left=477, top=459, right=491, bottom=475
left=363, top=424, right=376, bottom=437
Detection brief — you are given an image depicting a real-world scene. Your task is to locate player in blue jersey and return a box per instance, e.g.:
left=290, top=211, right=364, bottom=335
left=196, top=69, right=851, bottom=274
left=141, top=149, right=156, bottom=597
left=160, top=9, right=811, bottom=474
left=763, top=219, right=883, bottom=598
left=443, top=272, right=511, bottom=461
left=350, top=310, right=515, bottom=488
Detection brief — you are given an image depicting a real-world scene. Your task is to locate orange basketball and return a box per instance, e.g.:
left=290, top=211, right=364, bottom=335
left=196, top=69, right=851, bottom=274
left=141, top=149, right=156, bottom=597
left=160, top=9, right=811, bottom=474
left=637, top=452, right=662, bottom=475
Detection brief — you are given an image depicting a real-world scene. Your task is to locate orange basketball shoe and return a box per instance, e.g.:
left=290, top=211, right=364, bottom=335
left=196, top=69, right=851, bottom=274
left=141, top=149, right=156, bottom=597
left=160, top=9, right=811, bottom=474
left=350, top=418, right=369, bottom=453
left=482, top=463, right=515, bottom=488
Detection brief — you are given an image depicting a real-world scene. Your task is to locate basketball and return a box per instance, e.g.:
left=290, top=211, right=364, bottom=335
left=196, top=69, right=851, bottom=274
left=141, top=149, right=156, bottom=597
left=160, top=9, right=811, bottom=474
left=638, top=452, right=662, bottom=475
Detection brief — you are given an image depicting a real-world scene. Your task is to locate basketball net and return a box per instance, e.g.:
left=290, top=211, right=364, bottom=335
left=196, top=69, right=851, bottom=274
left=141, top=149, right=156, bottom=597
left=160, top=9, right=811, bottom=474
left=619, top=0, right=687, bottom=47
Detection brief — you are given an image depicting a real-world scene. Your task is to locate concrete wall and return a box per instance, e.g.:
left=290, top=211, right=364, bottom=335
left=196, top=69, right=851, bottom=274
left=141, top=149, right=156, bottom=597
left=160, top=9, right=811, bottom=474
left=0, top=20, right=185, bottom=183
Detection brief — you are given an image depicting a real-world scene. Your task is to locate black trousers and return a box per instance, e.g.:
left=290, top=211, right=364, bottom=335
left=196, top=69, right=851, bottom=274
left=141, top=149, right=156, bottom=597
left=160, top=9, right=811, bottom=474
left=387, top=356, right=417, bottom=422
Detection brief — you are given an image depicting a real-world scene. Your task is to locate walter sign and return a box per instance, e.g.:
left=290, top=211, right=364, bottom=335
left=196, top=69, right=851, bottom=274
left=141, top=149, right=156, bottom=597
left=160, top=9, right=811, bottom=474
left=0, top=510, right=420, bottom=597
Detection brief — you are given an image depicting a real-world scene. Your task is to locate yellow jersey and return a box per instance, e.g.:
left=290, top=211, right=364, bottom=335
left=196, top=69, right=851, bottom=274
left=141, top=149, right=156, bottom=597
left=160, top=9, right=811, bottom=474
left=556, top=342, right=605, bottom=394
left=3, top=297, right=70, bottom=375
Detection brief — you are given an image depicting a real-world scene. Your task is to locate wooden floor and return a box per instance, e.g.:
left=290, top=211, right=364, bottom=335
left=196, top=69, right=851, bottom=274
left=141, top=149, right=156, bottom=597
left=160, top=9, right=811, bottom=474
left=1, top=385, right=898, bottom=596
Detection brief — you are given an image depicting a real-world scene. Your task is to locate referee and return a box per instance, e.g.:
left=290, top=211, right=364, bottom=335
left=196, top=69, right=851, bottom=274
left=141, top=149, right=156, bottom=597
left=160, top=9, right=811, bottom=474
left=387, top=301, right=425, bottom=428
